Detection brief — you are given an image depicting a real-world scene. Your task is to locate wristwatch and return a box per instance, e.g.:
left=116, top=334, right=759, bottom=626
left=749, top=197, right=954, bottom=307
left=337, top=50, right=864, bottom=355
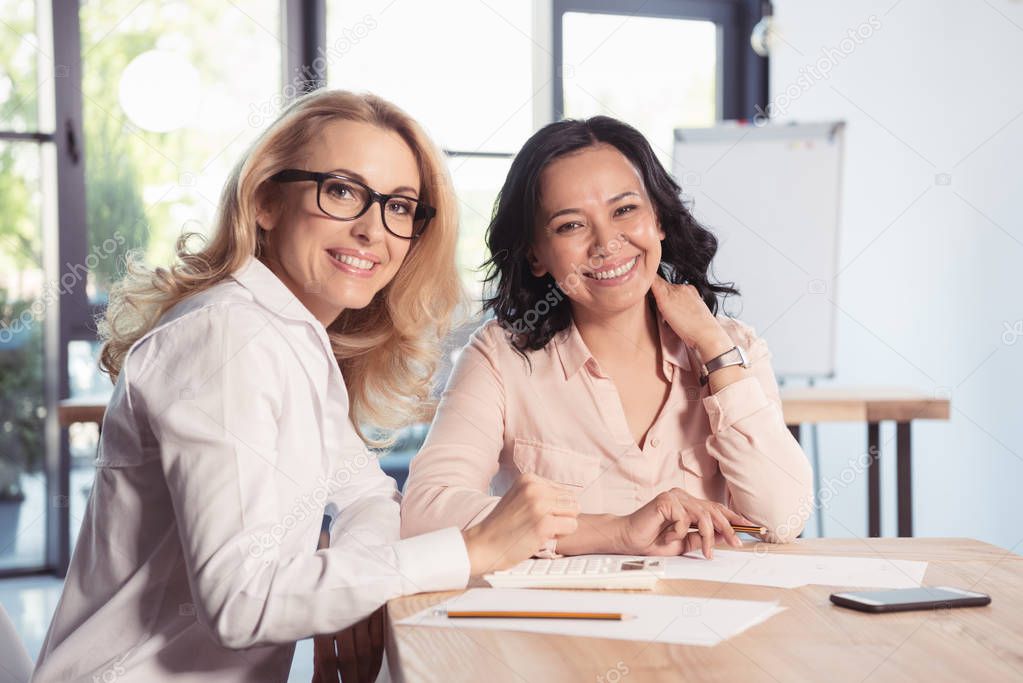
left=698, top=345, right=750, bottom=386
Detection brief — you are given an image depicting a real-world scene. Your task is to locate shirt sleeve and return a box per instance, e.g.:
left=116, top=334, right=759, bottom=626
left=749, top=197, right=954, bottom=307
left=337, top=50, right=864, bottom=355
left=701, top=318, right=814, bottom=543
left=400, top=324, right=505, bottom=538
left=129, top=304, right=469, bottom=650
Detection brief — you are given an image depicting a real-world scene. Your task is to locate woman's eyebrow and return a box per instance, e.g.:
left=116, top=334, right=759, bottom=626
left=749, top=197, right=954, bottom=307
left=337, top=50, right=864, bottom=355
left=543, top=190, right=641, bottom=225
left=327, top=167, right=419, bottom=197
left=546, top=206, right=582, bottom=223
left=607, top=190, right=640, bottom=203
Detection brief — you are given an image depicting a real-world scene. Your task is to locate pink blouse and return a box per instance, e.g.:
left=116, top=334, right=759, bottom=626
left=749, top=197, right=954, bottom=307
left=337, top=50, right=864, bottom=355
left=401, top=315, right=813, bottom=544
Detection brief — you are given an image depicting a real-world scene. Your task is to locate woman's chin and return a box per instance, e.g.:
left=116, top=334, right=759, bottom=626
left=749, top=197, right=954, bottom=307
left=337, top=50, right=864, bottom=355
left=574, top=277, right=652, bottom=315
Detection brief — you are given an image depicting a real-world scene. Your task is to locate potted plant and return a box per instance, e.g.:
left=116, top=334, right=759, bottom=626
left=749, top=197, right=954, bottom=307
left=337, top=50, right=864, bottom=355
left=0, top=292, right=46, bottom=557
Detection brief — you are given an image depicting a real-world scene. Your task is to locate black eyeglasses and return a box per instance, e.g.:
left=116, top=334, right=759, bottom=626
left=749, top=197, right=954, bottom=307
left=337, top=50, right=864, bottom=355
left=271, top=169, right=435, bottom=240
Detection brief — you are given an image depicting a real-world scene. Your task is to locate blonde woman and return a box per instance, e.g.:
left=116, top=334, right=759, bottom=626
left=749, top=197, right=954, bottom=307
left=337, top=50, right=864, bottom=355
left=31, top=91, right=578, bottom=683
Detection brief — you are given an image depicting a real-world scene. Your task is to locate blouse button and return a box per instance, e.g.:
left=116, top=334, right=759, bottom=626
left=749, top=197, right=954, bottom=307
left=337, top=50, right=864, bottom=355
left=649, top=437, right=660, bottom=448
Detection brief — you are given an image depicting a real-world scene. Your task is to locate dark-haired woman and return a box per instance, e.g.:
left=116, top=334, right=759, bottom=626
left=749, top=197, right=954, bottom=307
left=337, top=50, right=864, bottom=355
left=401, top=116, right=812, bottom=558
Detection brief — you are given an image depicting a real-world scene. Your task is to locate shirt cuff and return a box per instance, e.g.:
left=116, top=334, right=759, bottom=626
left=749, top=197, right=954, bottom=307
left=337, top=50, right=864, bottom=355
left=392, top=526, right=471, bottom=595
left=702, top=376, right=771, bottom=433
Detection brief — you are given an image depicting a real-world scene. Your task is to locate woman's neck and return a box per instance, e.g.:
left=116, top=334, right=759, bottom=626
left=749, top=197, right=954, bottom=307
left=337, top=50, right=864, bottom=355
left=572, top=296, right=660, bottom=369
left=260, top=255, right=344, bottom=328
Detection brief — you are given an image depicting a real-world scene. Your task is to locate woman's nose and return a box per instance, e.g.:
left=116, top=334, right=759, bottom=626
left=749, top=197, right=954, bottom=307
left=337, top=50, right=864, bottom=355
left=350, top=204, right=387, bottom=244
left=589, top=220, right=621, bottom=262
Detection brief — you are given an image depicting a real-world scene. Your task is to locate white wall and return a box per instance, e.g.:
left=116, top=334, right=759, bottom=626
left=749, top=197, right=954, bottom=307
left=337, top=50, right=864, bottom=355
left=769, top=0, right=1023, bottom=549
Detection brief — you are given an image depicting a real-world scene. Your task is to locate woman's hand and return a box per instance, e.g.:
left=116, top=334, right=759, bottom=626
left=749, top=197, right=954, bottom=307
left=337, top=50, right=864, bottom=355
left=650, top=278, right=734, bottom=360
left=615, top=488, right=758, bottom=559
left=462, top=472, right=580, bottom=575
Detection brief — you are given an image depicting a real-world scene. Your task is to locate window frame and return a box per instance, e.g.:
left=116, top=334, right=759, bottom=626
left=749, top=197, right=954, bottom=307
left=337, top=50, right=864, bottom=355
left=551, top=0, right=768, bottom=122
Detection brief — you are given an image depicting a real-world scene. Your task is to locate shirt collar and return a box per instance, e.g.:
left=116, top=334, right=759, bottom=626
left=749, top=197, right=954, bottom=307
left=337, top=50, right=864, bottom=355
left=554, top=311, right=692, bottom=380
left=231, top=257, right=325, bottom=330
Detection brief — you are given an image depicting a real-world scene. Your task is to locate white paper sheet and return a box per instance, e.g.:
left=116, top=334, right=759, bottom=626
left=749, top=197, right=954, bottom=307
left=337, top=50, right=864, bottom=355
left=398, top=588, right=784, bottom=647
left=664, top=549, right=928, bottom=589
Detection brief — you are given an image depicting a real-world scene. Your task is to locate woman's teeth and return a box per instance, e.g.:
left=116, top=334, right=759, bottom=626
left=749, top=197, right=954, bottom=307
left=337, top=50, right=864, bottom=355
left=330, top=251, right=374, bottom=270
left=587, top=256, right=639, bottom=280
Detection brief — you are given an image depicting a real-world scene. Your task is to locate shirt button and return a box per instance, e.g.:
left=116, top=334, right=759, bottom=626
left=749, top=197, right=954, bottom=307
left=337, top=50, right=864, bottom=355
left=650, top=438, right=660, bottom=448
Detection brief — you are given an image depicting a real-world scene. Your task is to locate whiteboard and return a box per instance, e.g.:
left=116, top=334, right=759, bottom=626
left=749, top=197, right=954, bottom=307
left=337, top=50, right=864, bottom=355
left=672, top=121, right=844, bottom=378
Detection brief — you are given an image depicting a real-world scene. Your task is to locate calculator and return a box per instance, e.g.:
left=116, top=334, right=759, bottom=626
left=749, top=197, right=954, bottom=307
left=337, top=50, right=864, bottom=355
left=483, top=556, right=665, bottom=590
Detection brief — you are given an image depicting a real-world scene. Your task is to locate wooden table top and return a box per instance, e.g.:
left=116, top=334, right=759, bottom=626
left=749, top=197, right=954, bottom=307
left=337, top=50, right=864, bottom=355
left=779, top=386, right=950, bottom=424
left=58, top=386, right=952, bottom=429
left=57, top=397, right=108, bottom=428
left=385, top=537, right=1022, bottom=683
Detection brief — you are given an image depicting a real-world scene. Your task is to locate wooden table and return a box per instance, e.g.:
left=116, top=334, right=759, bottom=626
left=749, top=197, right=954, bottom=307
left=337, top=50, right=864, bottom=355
left=780, top=387, right=950, bottom=538
left=386, top=537, right=1022, bottom=683
left=57, top=397, right=107, bottom=428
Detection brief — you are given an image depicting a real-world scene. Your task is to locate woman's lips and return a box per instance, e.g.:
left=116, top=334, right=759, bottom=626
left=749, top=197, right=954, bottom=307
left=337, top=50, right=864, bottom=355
left=326, top=249, right=377, bottom=278
left=583, top=255, right=640, bottom=286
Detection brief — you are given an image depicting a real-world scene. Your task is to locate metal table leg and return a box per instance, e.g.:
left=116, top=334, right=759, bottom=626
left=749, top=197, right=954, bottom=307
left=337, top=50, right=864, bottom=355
left=897, top=422, right=913, bottom=537
left=868, top=422, right=881, bottom=537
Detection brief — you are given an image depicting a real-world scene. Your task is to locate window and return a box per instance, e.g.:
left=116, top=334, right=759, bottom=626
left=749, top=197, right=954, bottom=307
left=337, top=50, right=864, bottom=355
left=560, top=12, right=718, bottom=165
left=56, top=0, right=286, bottom=553
left=79, top=0, right=282, bottom=305
left=553, top=0, right=768, bottom=153
left=0, top=0, right=55, bottom=572
left=326, top=0, right=533, bottom=299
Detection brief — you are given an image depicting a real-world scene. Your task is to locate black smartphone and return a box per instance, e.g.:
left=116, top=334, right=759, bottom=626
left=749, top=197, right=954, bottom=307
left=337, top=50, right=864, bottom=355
left=830, top=586, right=991, bottom=613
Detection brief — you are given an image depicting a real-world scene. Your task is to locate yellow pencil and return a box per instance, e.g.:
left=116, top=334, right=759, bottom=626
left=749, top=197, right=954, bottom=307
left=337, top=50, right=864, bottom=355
left=444, top=610, right=629, bottom=620
left=686, top=524, right=767, bottom=535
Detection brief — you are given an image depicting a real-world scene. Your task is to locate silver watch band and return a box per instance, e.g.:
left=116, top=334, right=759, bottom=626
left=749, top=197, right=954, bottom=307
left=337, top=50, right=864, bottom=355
left=698, top=346, right=749, bottom=386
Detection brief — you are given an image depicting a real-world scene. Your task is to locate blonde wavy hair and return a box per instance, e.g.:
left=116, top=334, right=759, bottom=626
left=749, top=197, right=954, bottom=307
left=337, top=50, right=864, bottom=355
left=98, top=89, right=464, bottom=443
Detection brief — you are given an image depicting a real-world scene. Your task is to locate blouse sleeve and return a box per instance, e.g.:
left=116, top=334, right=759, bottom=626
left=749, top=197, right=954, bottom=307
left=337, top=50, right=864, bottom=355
left=701, top=317, right=814, bottom=542
left=400, top=324, right=506, bottom=538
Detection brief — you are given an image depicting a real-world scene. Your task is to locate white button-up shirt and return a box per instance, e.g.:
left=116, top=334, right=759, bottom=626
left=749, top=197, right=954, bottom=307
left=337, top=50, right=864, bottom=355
left=32, top=258, right=470, bottom=682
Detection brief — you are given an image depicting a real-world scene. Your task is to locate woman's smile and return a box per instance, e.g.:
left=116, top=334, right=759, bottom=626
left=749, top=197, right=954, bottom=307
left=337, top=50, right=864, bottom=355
left=326, top=246, right=380, bottom=279
left=583, top=254, right=641, bottom=285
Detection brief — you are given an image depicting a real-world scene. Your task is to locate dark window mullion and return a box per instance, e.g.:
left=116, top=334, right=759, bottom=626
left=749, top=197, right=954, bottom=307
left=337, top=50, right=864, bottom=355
left=50, top=0, right=88, bottom=576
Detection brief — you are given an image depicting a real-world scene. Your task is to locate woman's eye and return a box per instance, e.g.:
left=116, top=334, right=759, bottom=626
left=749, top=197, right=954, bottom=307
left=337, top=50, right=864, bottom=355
left=325, top=182, right=354, bottom=199
left=555, top=221, right=582, bottom=234
left=613, top=204, right=638, bottom=217
left=387, top=199, right=412, bottom=215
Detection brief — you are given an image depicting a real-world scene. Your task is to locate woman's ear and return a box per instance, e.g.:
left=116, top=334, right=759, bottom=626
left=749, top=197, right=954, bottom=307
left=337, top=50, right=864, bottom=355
left=255, top=182, right=284, bottom=232
left=525, top=246, right=548, bottom=277
left=657, top=220, right=666, bottom=241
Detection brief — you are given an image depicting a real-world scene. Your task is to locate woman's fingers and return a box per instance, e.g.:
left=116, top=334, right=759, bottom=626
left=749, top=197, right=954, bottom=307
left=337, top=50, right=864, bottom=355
left=464, top=473, right=582, bottom=574
left=697, top=509, right=715, bottom=559
left=547, top=514, right=579, bottom=538
left=709, top=506, right=742, bottom=548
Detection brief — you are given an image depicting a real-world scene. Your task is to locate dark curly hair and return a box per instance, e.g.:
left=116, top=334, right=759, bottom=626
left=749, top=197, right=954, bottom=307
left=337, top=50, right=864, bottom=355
left=482, top=115, right=738, bottom=354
